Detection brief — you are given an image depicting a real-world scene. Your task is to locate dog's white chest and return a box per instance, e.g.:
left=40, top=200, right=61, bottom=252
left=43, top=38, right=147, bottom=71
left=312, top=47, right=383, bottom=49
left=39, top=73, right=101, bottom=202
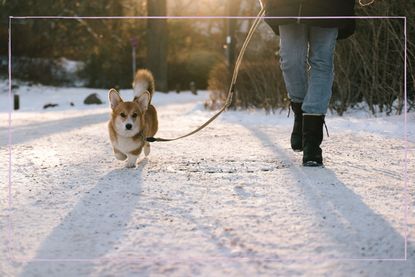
left=114, top=136, right=142, bottom=153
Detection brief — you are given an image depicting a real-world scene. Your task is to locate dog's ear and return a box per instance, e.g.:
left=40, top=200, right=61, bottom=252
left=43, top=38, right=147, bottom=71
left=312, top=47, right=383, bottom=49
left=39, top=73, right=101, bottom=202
left=134, top=91, right=150, bottom=111
left=108, top=89, right=123, bottom=110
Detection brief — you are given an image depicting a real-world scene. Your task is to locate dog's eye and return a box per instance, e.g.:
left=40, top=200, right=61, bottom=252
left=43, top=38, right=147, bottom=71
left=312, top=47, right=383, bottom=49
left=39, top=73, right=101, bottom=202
left=120, top=112, right=126, bottom=118
left=132, top=113, right=138, bottom=118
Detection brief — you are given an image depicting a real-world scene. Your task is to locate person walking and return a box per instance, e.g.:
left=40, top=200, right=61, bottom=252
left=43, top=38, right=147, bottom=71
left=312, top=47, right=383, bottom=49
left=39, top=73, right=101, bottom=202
left=264, top=0, right=356, bottom=166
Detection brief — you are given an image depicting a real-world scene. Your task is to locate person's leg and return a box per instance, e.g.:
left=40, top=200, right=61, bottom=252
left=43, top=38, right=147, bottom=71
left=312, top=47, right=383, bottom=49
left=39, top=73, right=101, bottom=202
left=302, top=26, right=338, bottom=166
left=302, top=26, right=338, bottom=114
left=279, top=24, right=308, bottom=151
left=278, top=24, right=308, bottom=103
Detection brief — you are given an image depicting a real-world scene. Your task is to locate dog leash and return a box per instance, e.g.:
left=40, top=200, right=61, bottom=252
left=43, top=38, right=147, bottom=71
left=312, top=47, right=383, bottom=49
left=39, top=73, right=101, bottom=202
left=146, top=6, right=266, bottom=142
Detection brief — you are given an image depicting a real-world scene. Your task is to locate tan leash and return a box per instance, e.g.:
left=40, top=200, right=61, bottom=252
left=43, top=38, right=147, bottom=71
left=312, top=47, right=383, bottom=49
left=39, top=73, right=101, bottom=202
left=146, top=7, right=266, bottom=142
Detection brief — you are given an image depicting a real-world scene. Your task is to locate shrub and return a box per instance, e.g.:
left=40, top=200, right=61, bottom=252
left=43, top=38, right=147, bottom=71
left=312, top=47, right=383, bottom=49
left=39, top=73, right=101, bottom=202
left=331, top=12, right=412, bottom=115
left=11, top=57, right=80, bottom=86
left=207, top=60, right=287, bottom=112
left=168, top=50, right=222, bottom=91
left=80, top=42, right=135, bottom=89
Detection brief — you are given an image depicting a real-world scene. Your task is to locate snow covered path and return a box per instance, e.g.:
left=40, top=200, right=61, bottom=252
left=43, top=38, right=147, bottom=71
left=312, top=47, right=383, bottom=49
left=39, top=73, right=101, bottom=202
left=1, top=86, right=415, bottom=276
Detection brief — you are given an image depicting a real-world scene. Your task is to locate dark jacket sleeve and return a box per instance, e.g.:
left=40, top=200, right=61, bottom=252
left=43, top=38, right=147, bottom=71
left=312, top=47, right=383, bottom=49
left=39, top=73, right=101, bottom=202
left=265, top=0, right=356, bottom=40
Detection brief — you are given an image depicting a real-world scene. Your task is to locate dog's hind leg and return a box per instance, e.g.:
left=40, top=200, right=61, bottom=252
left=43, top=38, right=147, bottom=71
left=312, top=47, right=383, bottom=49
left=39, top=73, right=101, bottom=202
left=144, top=142, right=151, bottom=156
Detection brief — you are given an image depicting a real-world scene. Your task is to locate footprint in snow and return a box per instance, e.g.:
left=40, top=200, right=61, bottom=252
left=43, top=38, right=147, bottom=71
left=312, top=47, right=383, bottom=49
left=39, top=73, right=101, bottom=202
left=234, top=185, right=252, bottom=198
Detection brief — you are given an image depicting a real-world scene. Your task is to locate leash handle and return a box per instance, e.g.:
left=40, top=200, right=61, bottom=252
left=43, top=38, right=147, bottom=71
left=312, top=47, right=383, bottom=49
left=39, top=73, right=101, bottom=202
left=147, top=7, right=266, bottom=143
left=359, top=0, right=375, bottom=7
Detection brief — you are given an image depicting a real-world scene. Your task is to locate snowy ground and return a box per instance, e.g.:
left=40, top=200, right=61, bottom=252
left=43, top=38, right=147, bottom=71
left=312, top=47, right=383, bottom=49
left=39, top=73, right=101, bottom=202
left=0, top=82, right=414, bottom=276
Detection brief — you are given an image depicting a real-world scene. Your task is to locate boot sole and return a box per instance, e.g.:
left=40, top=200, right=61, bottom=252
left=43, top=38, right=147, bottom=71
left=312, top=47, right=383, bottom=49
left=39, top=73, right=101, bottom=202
left=303, top=161, right=324, bottom=167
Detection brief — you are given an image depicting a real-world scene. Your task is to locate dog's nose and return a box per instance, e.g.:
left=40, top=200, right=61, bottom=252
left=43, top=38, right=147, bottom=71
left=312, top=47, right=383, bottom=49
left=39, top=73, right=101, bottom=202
left=125, top=123, right=132, bottom=130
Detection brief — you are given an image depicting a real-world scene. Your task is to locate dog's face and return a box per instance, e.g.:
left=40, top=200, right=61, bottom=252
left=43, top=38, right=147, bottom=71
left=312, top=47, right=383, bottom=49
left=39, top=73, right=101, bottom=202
left=108, top=89, right=150, bottom=137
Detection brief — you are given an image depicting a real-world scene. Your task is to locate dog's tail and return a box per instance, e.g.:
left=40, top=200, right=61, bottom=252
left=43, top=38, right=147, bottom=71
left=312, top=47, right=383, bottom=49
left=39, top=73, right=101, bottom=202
left=133, top=69, right=154, bottom=103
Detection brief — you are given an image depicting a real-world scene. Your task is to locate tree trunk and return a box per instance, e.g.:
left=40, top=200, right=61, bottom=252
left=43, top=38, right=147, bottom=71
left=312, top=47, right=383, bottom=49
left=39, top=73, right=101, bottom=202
left=226, top=0, right=241, bottom=107
left=226, top=0, right=241, bottom=69
left=147, top=0, right=168, bottom=92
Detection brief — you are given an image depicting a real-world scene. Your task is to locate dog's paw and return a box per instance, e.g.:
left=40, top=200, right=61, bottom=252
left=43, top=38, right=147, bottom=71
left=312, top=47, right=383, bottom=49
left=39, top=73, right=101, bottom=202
left=125, top=155, right=138, bottom=168
left=125, top=162, right=136, bottom=168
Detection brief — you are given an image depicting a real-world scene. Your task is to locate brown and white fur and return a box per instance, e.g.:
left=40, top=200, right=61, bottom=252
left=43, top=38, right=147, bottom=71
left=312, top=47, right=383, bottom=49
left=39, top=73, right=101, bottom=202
left=108, top=69, right=158, bottom=168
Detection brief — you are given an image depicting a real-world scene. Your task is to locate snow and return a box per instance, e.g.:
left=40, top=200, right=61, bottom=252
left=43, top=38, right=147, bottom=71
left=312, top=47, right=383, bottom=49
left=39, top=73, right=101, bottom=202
left=0, top=81, right=414, bottom=276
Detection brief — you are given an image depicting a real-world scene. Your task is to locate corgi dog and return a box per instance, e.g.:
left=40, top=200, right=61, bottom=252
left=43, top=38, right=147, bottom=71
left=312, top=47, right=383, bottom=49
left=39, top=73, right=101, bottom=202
left=108, top=69, right=158, bottom=168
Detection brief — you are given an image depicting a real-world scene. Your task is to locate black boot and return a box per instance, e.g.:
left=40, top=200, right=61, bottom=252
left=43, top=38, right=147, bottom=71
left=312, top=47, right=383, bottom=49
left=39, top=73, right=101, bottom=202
left=290, top=102, right=303, bottom=151
left=302, top=114, right=325, bottom=167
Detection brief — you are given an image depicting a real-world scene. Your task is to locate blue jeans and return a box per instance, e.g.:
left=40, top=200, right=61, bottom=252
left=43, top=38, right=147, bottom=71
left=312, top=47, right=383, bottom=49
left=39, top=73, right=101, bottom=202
left=279, top=24, right=338, bottom=114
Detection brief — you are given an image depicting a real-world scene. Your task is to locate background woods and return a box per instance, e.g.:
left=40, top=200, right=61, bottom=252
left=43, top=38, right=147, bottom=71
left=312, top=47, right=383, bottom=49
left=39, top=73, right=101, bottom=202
left=0, top=0, right=414, bottom=115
